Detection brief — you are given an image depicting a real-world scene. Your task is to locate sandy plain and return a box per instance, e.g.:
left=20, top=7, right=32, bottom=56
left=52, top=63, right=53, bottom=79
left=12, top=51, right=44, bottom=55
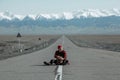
left=0, top=34, right=120, bottom=60
left=67, top=35, right=120, bottom=52
left=0, top=35, right=60, bottom=60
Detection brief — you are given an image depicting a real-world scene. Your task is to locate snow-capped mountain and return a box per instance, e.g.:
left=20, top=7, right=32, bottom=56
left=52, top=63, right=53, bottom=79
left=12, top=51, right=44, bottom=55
left=0, top=9, right=120, bottom=20
left=0, top=9, right=120, bottom=34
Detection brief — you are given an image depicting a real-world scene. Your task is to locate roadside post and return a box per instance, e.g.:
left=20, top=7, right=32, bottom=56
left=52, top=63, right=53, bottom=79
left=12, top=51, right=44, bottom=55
left=16, top=32, right=22, bottom=52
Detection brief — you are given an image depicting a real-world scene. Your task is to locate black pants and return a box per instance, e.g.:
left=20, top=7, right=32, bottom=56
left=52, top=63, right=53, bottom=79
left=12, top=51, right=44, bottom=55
left=50, top=59, right=69, bottom=65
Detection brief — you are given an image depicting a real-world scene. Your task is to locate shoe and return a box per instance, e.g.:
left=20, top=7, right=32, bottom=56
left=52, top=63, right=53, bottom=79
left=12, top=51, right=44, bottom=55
left=44, top=61, right=50, bottom=65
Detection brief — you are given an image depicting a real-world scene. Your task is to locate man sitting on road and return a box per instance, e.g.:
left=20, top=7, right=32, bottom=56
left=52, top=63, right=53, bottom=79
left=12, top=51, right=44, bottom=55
left=44, top=45, right=69, bottom=65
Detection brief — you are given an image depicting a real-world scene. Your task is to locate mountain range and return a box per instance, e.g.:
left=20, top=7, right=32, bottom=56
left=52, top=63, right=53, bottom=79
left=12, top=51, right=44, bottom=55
left=0, top=9, right=120, bottom=20
left=0, top=9, right=120, bottom=34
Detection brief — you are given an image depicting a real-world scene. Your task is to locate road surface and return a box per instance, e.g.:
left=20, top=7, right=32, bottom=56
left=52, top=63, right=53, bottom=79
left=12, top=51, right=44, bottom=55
left=0, top=36, right=120, bottom=80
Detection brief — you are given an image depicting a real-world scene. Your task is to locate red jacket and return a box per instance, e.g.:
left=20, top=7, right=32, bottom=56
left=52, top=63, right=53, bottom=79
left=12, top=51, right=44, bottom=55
left=54, top=50, right=67, bottom=60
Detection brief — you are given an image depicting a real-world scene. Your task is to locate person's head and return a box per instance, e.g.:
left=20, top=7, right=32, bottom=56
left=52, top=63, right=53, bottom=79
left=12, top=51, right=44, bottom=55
left=58, top=45, right=63, bottom=51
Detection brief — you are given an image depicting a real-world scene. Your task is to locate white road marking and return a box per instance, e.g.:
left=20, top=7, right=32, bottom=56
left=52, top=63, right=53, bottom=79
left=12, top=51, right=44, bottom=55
left=55, top=65, right=63, bottom=80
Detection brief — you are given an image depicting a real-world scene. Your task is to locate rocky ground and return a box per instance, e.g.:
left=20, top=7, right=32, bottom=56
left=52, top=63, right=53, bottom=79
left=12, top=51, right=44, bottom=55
left=0, top=35, right=60, bottom=60
left=67, top=35, right=120, bottom=52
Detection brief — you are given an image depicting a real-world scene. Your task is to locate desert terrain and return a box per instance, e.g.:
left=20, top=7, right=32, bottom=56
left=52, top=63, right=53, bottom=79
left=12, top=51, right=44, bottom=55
left=67, top=35, right=120, bottom=52
left=0, top=35, right=60, bottom=60
left=0, top=35, right=120, bottom=60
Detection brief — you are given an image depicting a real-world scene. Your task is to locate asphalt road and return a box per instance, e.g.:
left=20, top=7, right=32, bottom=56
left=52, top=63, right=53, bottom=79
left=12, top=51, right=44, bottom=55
left=0, top=36, right=120, bottom=80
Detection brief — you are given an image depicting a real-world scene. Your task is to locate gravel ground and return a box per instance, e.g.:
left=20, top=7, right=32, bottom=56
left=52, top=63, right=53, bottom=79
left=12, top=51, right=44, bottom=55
left=0, top=35, right=60, bottom=60
left=67, top=35, right=120, bottom=52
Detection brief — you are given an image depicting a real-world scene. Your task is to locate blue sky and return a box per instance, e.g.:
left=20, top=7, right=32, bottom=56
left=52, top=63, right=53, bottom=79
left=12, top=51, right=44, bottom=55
left=0, top=0, right=120, bottom=14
